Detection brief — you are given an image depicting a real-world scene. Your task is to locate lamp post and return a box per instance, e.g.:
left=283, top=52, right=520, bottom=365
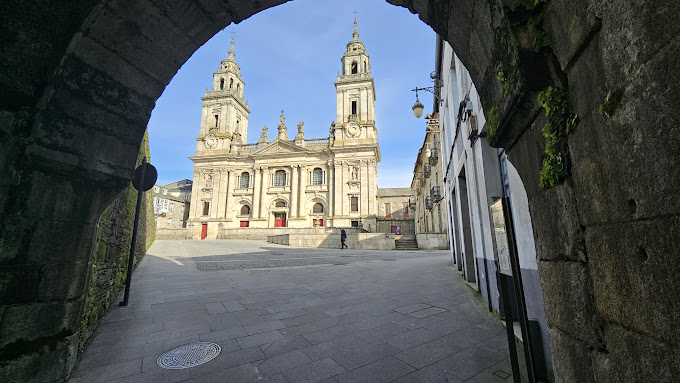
left=411, top=71, right=443, bottom=118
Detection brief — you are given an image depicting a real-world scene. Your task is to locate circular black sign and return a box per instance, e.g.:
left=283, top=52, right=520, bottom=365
left=132, top=162, right=158, bottom=191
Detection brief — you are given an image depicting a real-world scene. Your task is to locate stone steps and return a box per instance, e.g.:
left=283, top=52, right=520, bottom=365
left=395, top=236, right=418, bottom=250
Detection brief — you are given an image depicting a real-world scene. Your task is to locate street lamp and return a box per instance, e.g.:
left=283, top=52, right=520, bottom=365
left=411, top=71, right=443, bottom=118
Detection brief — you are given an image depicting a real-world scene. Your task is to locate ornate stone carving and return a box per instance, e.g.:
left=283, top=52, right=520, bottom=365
left=204, top=133, right=218, bottom=149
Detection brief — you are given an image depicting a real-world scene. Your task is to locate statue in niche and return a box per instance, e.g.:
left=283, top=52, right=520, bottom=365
left=205, top=174, right=213, bottom=188
left=351, top=166, right=358, bottom=180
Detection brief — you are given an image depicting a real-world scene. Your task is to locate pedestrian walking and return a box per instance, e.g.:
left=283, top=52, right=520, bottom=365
left=340, top=229, right=348, bottom=249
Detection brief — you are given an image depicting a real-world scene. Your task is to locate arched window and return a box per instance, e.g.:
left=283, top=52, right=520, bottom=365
left=364, top=61, right=367, bottom=72
left=351, top=62, right=358, bottom=74
left=237, top=84, right=240, bottom=93
left=220, top=78, right=224, bottom=90
left=275, top=201, right=286, bottom=208
left=312, top=168, right=323, bottom=185
left=274, top=170, right=286, bottom=186
left=239, top=172, right=250, bottom=188
left=229, top=78, right=233, bottom=89
left=240, top=205, right=250, bottom=215
left=313, top=203, right=324, bottom=213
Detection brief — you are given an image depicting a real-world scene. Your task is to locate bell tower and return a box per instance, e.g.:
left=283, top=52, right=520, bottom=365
left=196, top=37, right=250, bottom=152
left=334, top=19, right=377, bottom=145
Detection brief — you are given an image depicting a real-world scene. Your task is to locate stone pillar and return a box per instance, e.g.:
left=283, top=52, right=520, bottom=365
left=209, top=172, right=219, bottom=219
left=360, top=160, right=368, bottom=216
left=189, top=170, right=201, bottom=219
left=252, top=167, right=261, bottom=219
left=224, top=169, right=235, bottom=220
left=260, top=167, right=269, bottom=219
left=291, top=165, right=299, bottom=218
left=335, top=161, right=343, bottom=216
left=369, top=160, right=377, bottom=215
left=328, top=161, right=334, bottom=219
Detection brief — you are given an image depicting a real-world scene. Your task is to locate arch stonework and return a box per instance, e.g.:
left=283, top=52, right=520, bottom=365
left=0, top=1, right=678, bottom=382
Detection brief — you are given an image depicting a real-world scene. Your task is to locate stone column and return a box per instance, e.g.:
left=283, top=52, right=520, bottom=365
left=209, top=171, right=219, bottom=219
left=328, top=161, right=334, bottom=219
left=252, top=167, right=261, bottom=219
left=291, top=165, right=299, bottom=218
left=189, top=170, right=201, bottom=219
left=369, top=160, right=377, bottom=215
left=360, top=160, right=368, bottom=216
left=224, top=169, right=235, bottom=220
left=260, top=167, right=269, bottom=219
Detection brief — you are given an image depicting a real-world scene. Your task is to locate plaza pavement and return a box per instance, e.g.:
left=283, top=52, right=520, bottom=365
left=68, top=240, right=523, bottom=383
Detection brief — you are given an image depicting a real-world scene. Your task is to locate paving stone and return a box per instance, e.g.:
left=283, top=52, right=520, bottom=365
left=281, top=357, right=346, bottom=383
left=260, top=335, right=313, bottom=357
left=198, top=326, right=247, bottom=342
left=395, top=303, right=434, bottom=314
left=331, top=341, right=401, bottom=370
left=408, top=307, right=449, bottom=318
left=355, top=323, right=408, bottom=343
left=335, top=356, right=415, bottom=383
left=254, top=350, right=312, bottom=372
left=69, top=358, right=142, bottom=382
left=302, top=324, right=362, bottom=345
left=385, top=327, right=443, bottom=350
left=187, top=346, right=265, bottom=378
left=222, top=300, right=247, bottom=312
left=280, top=317, right=342, bottom=337
left=236, top=330, right=286, bottom=349
left=300, top=335, right=366, bottom=362
left=394, top=338, right=463, bottom=369
left=245, top=320, right=287, bottom=335
left=281, top=311, right=332, bottom=327
left=397, top=314, right=446, bottom=330
left=392, top=364, right=463, bottom=383
left=351, top=312, right=409, bottom=331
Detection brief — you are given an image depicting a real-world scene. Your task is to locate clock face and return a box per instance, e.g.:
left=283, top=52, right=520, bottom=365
left=347, top=125, right=359, bottom=138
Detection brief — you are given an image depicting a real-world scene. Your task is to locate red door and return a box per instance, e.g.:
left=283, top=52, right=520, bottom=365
left=313, top=219, right=324, bottom=227
left=201, top=223, right=208, bottom=240
left=274, top=213, right=286, bottom=227
left=240, top=221, right=249, bottom=227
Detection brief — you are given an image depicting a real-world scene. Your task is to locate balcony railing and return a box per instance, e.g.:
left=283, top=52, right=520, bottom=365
left=430, top=186, right=441, bottom=201
left=425, top=196, right=433, bottom=210
left=429, top=148, right=439, bottom=165
left=423, top=163, right=431, bottom=178
left=348, top=114, right=359, bottom=122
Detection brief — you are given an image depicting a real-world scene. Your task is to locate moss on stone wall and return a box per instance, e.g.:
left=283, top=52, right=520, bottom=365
left=78, top=131, right=155, bottom=350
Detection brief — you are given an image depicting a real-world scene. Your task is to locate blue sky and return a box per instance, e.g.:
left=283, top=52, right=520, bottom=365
left=148, top=0, right=436, bottom=187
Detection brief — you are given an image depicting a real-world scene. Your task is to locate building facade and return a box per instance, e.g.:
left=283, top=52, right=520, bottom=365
left=411, top=114, right=449, bottom=249
left=188, top=21, right=380, bottom=239
left=375, top=187, right=415, bottom=235
left=153, top=183, right=191, bottom=229
left=435, top=37, right=552, bottom=377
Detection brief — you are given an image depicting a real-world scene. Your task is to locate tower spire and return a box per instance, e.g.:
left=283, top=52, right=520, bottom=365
left=353, top=10, right=359, bottom=40
left=228, top=38, right=235, bottom=59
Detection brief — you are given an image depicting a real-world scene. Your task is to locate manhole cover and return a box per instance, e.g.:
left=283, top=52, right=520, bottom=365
left=157, top=342, right=221, bottom=369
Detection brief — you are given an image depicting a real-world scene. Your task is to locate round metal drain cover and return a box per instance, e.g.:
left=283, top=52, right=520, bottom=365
left=157, top=342, right=221, bottom=369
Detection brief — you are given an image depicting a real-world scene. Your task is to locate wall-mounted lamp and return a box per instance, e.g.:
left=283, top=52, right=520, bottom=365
left=411, top=71, right=443, bottom=118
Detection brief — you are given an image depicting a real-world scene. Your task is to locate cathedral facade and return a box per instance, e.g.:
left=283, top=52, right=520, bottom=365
left=188, top=21, right=381, bottom=239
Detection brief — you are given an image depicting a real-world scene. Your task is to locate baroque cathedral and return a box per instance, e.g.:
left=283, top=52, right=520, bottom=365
left=188, top=21, right=381, bottom=239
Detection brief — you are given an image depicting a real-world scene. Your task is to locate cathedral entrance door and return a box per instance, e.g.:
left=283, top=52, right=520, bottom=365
left=274, top=213, right=287, bottom=227
left=201, top=223, right=207, bottom=240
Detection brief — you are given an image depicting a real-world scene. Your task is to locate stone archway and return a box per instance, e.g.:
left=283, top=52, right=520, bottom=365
left=1, top=1, right=678, bottom=382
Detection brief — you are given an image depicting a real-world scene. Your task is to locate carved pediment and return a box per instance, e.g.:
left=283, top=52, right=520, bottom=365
left=251, top=140, right=305, bottom=156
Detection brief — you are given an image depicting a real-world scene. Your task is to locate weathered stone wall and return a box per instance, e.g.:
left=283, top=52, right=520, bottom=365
left=155, top=228, right=190, bottom=240
left=376, top=218, right=415, bottom=235
left=0, top=1, right=678, bottom=382
left=78, top=133, right=154, bottom=350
